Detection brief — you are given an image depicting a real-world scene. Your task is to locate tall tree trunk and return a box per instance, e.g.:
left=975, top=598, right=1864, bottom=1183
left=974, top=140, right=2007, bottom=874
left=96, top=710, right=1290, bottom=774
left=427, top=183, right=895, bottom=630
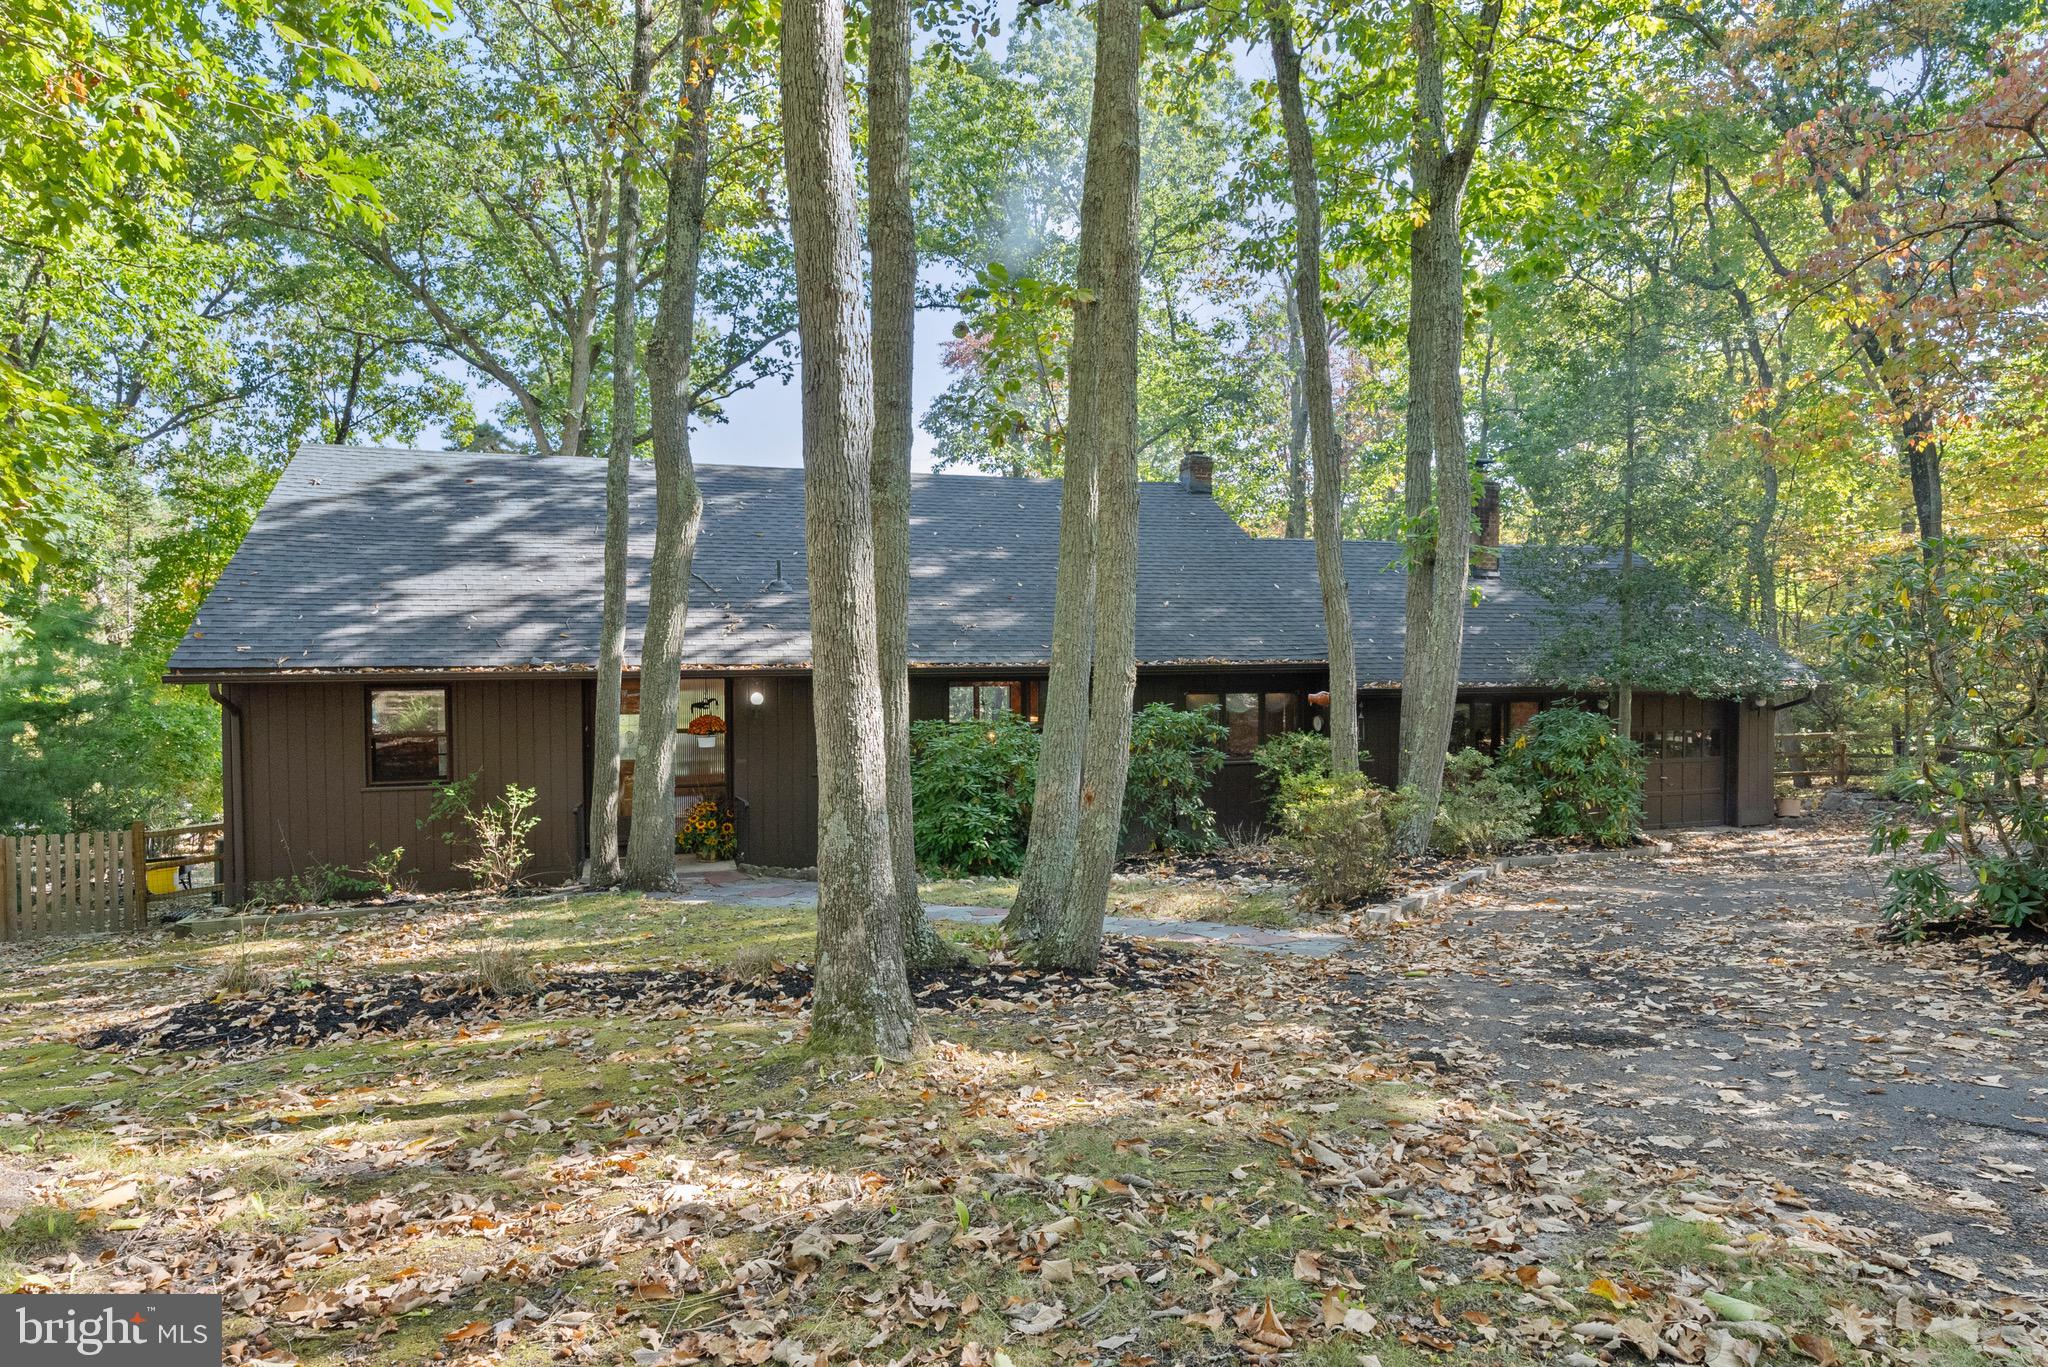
left=586, top=0, right=655, bottom=887
left=781, top=0, right=922, bottom=1057
left=1270, top=4, right=1358, bottom=777
left=622, top=1, right=716, bottom=890
left=869, top=0, right=950, bottom=969
left=1900, top=407, right=1943, bottom=548
left=1615, top=314, right=1638, bottom=743
left=1397, top=196, right=1475, bottom=842
left=1283, top=289, right=1308, bottom=540
left=1042, top=0, right=1145, bottom=972
left=1749, top=456, right=1779, bottom=640
left=1395, top=0, right=1497, bottom=850
left=561, top=173, right=613, bottom=464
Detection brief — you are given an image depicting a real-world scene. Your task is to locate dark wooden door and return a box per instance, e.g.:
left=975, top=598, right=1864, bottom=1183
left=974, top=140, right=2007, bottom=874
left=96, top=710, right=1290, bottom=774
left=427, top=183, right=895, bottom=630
left=1633, top=694, right=1731, bottom=828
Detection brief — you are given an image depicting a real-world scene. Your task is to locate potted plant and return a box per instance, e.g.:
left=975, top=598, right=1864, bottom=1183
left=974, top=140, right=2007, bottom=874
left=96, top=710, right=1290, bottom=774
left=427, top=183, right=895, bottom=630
left=1774, top=779, right=1805, bottom=818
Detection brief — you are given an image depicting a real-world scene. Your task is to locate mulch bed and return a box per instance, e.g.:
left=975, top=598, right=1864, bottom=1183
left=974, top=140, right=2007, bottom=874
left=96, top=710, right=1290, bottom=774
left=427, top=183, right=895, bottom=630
left=81, top=942, right=1202, bottom=1056
left=1914, top=917, right=2048, bottom=992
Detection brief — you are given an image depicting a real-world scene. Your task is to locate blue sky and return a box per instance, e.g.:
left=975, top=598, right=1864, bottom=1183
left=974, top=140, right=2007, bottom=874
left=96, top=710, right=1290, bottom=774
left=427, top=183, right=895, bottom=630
left=691, top=299, right=964, bottom=471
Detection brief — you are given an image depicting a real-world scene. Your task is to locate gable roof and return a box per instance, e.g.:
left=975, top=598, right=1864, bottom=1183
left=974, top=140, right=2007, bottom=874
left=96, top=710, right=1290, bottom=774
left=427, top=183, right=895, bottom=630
left=165, top=443, right=1800, bottom=689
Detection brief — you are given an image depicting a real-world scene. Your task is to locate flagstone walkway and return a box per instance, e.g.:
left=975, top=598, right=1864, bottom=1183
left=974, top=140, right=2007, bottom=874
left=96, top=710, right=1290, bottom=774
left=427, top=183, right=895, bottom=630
left=660, top=868, right=1357, bottom=955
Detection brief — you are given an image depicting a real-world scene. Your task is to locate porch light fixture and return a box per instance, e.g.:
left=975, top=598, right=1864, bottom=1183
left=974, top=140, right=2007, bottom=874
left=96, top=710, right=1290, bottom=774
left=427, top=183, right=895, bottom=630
left=748, top=689, right=766, bottom=706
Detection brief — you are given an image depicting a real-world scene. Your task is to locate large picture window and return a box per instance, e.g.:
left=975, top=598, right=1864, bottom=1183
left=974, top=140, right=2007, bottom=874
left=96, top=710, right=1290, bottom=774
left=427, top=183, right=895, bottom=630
left=367, top=687, right=450, bottom=785
left=949, top=682, right=1021, bottom=722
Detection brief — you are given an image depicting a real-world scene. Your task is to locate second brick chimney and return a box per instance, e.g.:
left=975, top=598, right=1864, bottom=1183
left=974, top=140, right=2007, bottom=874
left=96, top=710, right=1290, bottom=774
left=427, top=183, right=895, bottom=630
left=1473, top=479, right=1502, bottom=575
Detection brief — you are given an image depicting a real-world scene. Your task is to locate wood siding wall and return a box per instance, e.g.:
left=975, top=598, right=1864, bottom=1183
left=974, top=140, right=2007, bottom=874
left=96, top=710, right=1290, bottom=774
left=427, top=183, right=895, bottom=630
left=1733, top=699, right=1774, bottom=827
left=220, top=679, right=586, bottom=899
left=216, top=670, right=1768, bottom=898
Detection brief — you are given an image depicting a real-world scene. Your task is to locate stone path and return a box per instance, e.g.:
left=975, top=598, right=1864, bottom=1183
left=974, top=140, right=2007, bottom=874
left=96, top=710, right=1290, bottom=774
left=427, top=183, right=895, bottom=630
left=662, top=868, right=1357, bottom=955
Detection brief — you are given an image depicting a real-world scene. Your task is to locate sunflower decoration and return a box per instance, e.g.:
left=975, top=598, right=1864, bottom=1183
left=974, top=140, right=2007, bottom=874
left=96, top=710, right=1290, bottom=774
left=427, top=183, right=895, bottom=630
left=675, top=798, right=737, bottom=860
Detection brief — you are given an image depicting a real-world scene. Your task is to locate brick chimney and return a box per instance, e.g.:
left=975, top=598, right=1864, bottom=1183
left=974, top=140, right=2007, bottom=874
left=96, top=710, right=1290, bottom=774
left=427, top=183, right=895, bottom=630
left=1178, top=450, right=1213, bottom=496
left=1473, top=479, right=1502, bottom=575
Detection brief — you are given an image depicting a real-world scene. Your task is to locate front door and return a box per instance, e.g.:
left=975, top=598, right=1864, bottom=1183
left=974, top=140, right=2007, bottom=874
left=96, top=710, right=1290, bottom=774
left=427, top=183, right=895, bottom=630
left=619, top=678, right=732, bottom=842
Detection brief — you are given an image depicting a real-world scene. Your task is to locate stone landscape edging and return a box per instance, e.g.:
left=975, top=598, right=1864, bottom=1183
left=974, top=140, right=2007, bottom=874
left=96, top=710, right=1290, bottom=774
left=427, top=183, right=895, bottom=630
left=1339, top=834, right=1677, bottom=928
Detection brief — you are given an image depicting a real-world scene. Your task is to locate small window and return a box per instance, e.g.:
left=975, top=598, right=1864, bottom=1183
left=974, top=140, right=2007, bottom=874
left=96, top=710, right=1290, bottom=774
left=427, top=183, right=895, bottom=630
left=368, top=687, right=449, bottom=785
left=1221, top=693, right=1260, bottom=755
left=949, top=682, right=1018, bottom=722
left=1450, top=700, right=1502, bottom=754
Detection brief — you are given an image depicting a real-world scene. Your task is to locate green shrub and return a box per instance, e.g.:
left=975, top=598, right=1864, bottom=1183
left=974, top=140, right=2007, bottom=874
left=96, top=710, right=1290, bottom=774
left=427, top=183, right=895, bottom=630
left=1875, top=761, right=1924, bottom=802
left=1498, top=708, right=1643, bottom=847
left=424, top=773, right=540, bottom=893
left=1275, top=772, right=1414, bottom=908
left=1432, top=748, right=1538, bottom=856
left=909, top=713, right=1039, bottom=876
left=1840, top=540, right=2048, bottom=937
left=245, top=862, right=380, bottom=909
left=1250, top=729, right=1331, bottom=796
left=1122, top=702, right=1228, bottom=853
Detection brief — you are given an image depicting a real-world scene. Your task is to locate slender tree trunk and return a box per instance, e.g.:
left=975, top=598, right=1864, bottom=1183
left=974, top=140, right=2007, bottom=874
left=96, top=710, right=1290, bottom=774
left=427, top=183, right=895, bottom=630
left=1270, top=4, right=1358, bottom=777
left=1749, top=456, right=1779, bottom=640
left=586, top=0, right=655, bottom=887
left=869, top=0, right=950, bottom=969
left=1395, top=0, right=1496, bottom=850
left=1900, top=408, right=1943, bottom=548
left=1616, top=317, right=1638, bottom=743
left=1283, top=289, right=1308, bottom=540
left=1042, top=0, right=1145, bottom=972
left=1003, top=402, right=1098, bottom=944
left=623, top=2, right=716, bottom=890
left=1398, top=192, right=1475, bottom=843
left=781, top=0, right=922, bottom=1057
left=561, top=175, right=613, bottom=464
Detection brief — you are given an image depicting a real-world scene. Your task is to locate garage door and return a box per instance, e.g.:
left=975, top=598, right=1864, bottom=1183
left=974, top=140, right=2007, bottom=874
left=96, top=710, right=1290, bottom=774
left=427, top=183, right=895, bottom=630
left=1632, top=695, right=1731, bottom=828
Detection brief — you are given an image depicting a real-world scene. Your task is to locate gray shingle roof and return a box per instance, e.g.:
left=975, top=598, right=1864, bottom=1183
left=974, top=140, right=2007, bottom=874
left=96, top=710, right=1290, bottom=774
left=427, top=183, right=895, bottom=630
left=165, top=444, right=1790, bottom=688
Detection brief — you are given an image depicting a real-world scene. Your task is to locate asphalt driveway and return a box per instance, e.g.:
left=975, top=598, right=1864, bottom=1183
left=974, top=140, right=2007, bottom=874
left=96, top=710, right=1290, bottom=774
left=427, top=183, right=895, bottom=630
left=1339, top=818, right=2048, bottom=1294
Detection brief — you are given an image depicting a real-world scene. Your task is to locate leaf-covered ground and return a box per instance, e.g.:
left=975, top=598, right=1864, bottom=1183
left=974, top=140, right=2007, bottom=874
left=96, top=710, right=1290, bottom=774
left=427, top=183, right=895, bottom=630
left=0, top=852, right=2042, bottom=1366
left=1341, top=815, right=2048, bottom=1291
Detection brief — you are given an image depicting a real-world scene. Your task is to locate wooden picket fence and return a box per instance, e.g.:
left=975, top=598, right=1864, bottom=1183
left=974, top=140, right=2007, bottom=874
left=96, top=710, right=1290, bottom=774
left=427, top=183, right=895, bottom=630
left=0, top=822, right=223, bottom=940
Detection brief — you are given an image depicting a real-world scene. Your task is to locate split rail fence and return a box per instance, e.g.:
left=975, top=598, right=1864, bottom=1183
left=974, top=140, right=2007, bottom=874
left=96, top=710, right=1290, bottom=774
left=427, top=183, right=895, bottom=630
left=1774, top=730, right=1895, bottom=787
left=0, top=822, right=222, bottom=941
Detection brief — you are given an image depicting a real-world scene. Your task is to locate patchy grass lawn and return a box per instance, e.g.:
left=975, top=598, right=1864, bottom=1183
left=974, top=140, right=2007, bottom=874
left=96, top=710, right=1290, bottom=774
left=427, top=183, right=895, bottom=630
left=921, top=877, right=1301, bottom=929
left=0, top=892, right=2039, bottom=1366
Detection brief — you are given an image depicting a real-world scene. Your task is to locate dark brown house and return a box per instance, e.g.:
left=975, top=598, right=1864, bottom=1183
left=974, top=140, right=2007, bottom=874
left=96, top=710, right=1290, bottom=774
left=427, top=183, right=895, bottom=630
left=165, top=445, right=1804, bottom=900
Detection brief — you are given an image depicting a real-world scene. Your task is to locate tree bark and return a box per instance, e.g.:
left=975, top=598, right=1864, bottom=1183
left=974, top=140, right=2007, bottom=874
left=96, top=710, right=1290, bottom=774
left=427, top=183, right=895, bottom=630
left=1395, top=0, right=1497, bottom=850
left=781, top=0, right=923, bottom=1057
left=1042, top=0, right=1145, bottom=972
left=560, top=171, right=614, bottom=464
left=1283, top=289, right=1308, bottom=540
left=623, top=0, right=715, bottom=890
left=1900, top=407, right=1943, bottom=548
left=586, top=0, right=654, bottom=887
left=1270, top=4, right=1358, bottom=777
left=869, top=0, right=950, bottom=969
left=1615, top=305, right=1638, bottom=743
